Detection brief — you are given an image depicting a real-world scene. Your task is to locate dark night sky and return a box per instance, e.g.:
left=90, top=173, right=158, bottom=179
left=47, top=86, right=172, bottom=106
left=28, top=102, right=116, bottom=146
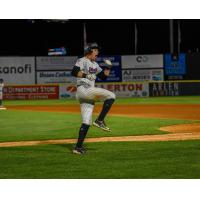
left=0, top=19, right=200, bottom=56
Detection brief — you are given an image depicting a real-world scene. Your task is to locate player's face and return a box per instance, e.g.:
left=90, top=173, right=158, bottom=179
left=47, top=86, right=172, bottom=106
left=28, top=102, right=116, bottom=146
left=90, top=49, right=99, bottom=61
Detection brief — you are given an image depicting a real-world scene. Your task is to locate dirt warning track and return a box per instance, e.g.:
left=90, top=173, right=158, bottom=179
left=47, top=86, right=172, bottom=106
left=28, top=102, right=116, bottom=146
left=7, top=104, right=200, bottom=120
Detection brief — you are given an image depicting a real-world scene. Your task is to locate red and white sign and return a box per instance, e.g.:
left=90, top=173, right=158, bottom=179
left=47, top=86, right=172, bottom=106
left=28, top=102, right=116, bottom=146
left=3, top=85, right=59, bottom=100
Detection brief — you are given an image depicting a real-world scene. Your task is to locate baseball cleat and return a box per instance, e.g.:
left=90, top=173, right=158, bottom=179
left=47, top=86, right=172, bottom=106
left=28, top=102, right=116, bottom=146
left=0, top=106, right=6, bottom=110
left=72, top=147, right=86, bottom=155
left=93, top=120, right=111, bottom=132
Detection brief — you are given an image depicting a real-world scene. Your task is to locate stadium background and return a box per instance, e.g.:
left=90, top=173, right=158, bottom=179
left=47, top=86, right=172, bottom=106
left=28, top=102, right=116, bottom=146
left=1, top=19, right=200, bottom=99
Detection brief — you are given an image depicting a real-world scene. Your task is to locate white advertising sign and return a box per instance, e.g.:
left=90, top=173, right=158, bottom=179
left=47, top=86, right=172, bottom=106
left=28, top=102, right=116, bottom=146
left=96, top=82, right=149, bottom=97
left=59, top=82, right=149, bottom=99
left=122, top=55, right=163, bottom=69
left=0, top=57, right=35, bottom=84
left=59, top=84, right=77, bottom=99
left=122, top=69, right=164, bottom=82
left=36, top=56, right=78, bottom=70
left=37, top=71, right=76, bottom=84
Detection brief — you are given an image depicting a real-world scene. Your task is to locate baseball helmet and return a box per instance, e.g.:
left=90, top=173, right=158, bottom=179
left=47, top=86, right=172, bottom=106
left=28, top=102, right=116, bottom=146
left=84, top=43, right=100, bottom=55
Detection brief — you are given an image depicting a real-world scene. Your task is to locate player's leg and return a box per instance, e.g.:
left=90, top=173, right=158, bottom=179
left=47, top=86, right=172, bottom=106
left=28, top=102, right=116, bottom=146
left=0, top=92, right=5, bottom=110
left=91, top=87, right=116, bottom=131
left=76, top=86, right=115, bottom=131
left=73, top=102, right=94, bottom=155
left=94, top=98, right=115, bottom=129
left=0, top=91, right=2, bottom=106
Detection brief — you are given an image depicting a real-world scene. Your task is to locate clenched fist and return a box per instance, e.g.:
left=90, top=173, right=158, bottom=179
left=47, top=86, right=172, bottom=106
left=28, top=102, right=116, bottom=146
left=86, top=74, right=96, bottom=81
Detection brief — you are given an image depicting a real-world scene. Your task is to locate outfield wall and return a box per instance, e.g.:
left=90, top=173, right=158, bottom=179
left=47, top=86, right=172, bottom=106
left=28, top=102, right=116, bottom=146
left=3, top=81, right=200, bottom=100
left=59, top=82, right=149, bottom=99
left=3, top=85, right=59, bottom=100
left=1, top=53, right=200, bottom=99
left=149, top=81, right=200, bottom=97
left=2, top=53, right=200, bottom=84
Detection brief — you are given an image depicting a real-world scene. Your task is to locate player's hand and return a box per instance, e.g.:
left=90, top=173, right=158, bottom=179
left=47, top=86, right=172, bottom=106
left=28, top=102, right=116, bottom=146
left=104, top=59, right=112, bottom=69
left=104, top=69, right=110, bottom=76
left=86, top=74, right=96, bottom=81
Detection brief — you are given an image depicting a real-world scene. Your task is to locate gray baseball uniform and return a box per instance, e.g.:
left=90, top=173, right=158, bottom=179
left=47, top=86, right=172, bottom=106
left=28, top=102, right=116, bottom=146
left=75, top=57, right=115, bottom=125
left=0, top=83, right=4, bottom=100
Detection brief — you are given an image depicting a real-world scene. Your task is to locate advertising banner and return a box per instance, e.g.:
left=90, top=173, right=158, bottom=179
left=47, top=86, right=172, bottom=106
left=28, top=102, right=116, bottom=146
left=37, top=71, right=76, bottom=84
left=0, top=57, right=35, bottom=84
left=59, top=84, right=77, bottom=99
left=36, top=56, right=77, bottom=70
left=122, top=69, right=164, bottom=82
left=149, top=82, right=179, bottom=97
left=164, top=53, right=186, bottom=75
left=3, top=85, right=59, bottom=100
left=96, top=82, right=149, bottom=97
left=149, top=81, right=200, bottom=97
left=96, top=56, right=122, bottom=82
left=122, top=55, right=163, bottom=69
left=59, top=82, right=149, bottom=98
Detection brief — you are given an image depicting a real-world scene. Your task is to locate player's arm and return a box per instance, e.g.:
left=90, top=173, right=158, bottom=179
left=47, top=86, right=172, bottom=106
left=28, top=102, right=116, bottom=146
left=71, top=66, right=96, bottom=81
left=96, top=69, right=110, bottom=80
left=96, top=59, right=112, bottom=80
left=71, top=66, right=87, bottom=78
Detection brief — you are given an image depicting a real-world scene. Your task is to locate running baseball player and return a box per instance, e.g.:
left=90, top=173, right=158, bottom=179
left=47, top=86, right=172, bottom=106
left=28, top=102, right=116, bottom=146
left=0, top=78, right=6, bottom=110
left=71, top=43, right=116, bottom=155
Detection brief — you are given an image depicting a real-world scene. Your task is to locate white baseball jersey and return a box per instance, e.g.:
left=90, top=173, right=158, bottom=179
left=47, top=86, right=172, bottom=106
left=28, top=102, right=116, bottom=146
left=75, top=57, right=102, bottom=87
left=0, top=83, right=4, bottom=100
left=74, top=57, right=116, bottom=125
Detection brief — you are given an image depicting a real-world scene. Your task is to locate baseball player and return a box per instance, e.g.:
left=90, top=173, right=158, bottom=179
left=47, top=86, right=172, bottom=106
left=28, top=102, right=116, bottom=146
left=71, top=43, right=115, bottom=155
left=0, top=78, right=6, bottom=110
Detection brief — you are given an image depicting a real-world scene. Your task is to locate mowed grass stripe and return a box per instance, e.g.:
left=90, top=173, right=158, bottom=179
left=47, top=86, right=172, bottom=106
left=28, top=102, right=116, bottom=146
left=0, top=140, right=200, bottom=178
left=0, top=110, right=191, bottom=142
left=4, top=96, right=200, bottom=106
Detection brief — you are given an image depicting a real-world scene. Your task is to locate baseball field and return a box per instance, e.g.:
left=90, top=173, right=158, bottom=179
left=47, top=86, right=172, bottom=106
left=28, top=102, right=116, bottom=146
left=0, top=96, right=200, bottom=178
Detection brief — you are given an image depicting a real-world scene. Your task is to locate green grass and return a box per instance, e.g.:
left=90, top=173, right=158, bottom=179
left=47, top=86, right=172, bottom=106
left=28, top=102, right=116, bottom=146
left=0, top=110, right=191, bottom=142
left=4, top=99, right=77, bottom=106
left=0, top=140, right=200, bottom=178
left=3, top=96, right=200, bottom=106
left=0, top=96, right=200, bottom=179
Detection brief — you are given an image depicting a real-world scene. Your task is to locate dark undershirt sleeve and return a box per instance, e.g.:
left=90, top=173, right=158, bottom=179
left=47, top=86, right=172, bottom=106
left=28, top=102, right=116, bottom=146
left=71, top=66, right=81, bottom=77
left=96, top=70, right=107, bottom=80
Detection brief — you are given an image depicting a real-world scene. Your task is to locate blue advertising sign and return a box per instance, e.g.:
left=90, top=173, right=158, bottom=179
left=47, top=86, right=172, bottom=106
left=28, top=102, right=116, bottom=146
left=96, top=56, right=122, bottom=82
left=164, top=53, right=186, bottom=75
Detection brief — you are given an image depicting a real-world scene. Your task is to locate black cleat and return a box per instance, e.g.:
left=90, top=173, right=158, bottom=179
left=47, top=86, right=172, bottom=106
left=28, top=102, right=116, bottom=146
left=93, top=120, right=111, bottom=132
left=0, top=106, right=6, bottom=110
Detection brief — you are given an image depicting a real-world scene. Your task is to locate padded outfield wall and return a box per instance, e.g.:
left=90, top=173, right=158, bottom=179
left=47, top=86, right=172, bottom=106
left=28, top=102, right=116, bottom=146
left=1, top=54, right=200, bottom=99
left=3, top=81, right=200, bottom=100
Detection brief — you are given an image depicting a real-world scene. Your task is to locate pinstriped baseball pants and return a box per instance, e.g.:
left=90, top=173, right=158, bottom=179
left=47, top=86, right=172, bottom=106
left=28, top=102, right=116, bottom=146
left=0, top=91, right=3, bottom=100
left=76, top=85, right=116, bottom=125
